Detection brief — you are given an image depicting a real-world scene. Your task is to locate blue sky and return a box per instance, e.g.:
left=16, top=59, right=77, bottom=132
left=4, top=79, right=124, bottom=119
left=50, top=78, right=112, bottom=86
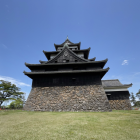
left=0, top=0, right=140, bottom=104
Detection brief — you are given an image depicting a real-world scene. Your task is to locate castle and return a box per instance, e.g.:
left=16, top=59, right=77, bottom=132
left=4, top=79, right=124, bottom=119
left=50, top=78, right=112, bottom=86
left=24, top=38, right=132, bottom=111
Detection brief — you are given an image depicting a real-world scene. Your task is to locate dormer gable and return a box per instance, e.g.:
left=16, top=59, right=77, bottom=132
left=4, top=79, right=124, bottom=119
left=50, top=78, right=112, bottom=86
left=41, top=44, right=89, bottom=64
left=54, top=38, right=81, bottom=51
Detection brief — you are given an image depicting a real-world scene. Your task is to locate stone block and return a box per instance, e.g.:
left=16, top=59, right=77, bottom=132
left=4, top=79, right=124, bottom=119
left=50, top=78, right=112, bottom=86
left=24, top=85, right=112, bottom=112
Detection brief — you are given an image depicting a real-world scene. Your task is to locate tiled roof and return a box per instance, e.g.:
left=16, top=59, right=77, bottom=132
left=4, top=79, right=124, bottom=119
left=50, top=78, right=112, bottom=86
left=101, top=79, right=123, bottom=87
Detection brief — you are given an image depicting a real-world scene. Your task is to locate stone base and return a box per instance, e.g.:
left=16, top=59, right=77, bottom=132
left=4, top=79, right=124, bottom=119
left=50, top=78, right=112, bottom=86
left=24, top=85, right=112, bottom=112
left=109, top=100, right=131, bottom=110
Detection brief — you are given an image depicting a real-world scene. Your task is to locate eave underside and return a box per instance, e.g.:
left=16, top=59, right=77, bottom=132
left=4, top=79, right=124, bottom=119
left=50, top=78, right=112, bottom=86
left=24, top=68, right=109, bottom=79
left=103, top=84, right=132, bottom=89
left=25, top=59, right=108, bottom=70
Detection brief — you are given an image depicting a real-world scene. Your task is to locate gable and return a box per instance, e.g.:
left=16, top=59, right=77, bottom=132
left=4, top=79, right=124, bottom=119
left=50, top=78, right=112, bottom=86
left=46, top=46, right=88, bottom=64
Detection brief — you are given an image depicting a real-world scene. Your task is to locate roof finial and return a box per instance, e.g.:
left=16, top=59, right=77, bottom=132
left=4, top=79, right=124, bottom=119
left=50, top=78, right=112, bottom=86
left=67, top=35, right=68, bottom=39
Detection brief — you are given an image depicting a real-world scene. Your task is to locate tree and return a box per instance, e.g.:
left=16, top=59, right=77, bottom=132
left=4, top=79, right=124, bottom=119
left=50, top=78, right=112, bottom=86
left=130, top=92, right=136, bottom=106
left=0, top=80, right=24, bottom=108
left=9, top=98, right=24, bottom=109
left=134, top=101, right=140, bottom=107
left=136, top=89, right=140, bottom=101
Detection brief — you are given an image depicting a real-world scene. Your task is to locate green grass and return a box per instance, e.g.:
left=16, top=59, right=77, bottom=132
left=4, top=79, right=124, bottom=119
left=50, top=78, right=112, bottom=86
left=0, top=110, right=140, bottom=140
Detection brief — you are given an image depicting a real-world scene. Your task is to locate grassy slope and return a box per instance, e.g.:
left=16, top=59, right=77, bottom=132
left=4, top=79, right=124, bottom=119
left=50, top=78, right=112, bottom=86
left=0, top=110, right=140, bottom=140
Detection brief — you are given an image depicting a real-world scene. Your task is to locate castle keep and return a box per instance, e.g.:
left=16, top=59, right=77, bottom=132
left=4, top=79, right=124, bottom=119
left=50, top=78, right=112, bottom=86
left=24, top=38, right=132, bottom=111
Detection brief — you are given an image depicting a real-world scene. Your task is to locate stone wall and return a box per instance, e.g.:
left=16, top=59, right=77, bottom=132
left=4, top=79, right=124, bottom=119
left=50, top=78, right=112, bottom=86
left=24, top=85, right=111, bottom=112
left=109, top=100, right=131, bottom=110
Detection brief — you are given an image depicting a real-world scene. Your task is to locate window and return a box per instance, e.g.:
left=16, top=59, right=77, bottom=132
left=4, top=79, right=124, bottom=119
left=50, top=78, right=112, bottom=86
left=66, top=60, right=69, bottom=62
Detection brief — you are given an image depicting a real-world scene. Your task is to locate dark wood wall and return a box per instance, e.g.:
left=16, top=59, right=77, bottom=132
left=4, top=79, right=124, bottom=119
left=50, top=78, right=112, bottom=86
left=105, top=91, right=130, bottom=100
left=32, top=74, right=102, bottom=87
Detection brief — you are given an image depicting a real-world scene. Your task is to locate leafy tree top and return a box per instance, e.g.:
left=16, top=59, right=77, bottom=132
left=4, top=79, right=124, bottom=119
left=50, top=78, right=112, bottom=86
left=0, top=80, right=24, bottom=107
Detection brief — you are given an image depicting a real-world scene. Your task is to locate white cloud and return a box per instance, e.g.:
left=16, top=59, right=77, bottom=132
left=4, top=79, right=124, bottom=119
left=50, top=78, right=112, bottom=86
left=0, top=75, right=30, bottom=87
left=122, top=60, right=128, bottom=65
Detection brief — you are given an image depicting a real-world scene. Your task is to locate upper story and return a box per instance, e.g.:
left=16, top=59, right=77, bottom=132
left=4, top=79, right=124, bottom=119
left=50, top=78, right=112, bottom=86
left=55, top=37, right=81, bottom=51
left=24, top=38, right=109, bottom=79
left=43, top=37, right=90, bottom=61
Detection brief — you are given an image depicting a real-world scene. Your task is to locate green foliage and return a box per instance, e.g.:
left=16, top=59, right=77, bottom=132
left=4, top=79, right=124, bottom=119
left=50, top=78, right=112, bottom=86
left=136, top=89, right=140, bottom=101
left=130, top=90, right=140, bottom=107
left=9, top=102, right=15, bottom=109
left=0, top=80, right=24, bottom=107
left=1, top=105, right=9, bottom=109
left=134, top=101, right=140, bottom=107
left=130, top=92, right=136, bottom=105
left=9, top=98, right=24, bottom=109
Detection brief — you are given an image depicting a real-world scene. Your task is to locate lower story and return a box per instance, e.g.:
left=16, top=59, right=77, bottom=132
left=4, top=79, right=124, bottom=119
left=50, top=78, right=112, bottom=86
left=102, top=79, right=132, bottom=110
left=24, top=83, right=132, bottom=112
left=105, top=91, right=131, bottom=110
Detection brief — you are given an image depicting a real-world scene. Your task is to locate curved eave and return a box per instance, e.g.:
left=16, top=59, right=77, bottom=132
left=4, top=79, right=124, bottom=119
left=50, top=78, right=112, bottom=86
left=25, top=58, right=108, bottom=70
left=103, top=83, right=132, bottom=89
left=54, top=42, right=81, bottom=50
left=23, top=67, right=109, bottom=79
left=73, top=47, right=90, bottom=59
left=89, top=57, right=96, bottom=61
left=43, top=50, right=59, bottom=60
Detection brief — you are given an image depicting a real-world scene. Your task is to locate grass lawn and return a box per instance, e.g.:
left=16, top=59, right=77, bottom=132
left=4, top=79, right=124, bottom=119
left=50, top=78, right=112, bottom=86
left=0, top=110, right=140, bottom=140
